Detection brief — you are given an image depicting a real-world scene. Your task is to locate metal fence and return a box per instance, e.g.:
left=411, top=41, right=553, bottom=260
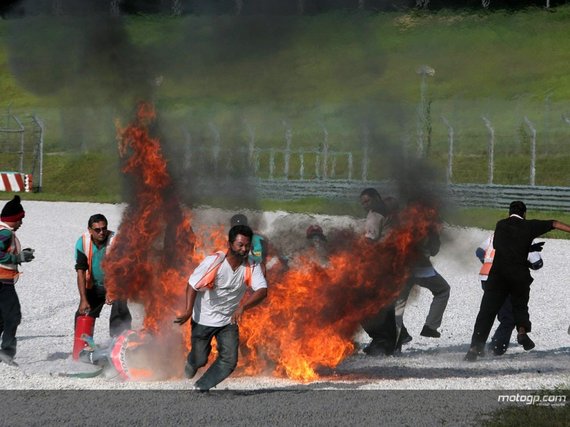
left=0, top=110, right=44, bottom=191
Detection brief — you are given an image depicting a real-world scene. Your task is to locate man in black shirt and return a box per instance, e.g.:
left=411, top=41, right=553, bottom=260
left=465, top=201, right=570, bottom=361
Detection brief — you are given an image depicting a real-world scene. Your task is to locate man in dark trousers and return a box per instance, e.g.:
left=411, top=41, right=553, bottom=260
left=75, top=214, right=131, bottom=338
left=465, top=201, right=570, bottom=361
left=475, top=233, right=544, bottom=356
left=0, top=196, right=35, bottom=365
left=175, top=224, right=268, bottom=391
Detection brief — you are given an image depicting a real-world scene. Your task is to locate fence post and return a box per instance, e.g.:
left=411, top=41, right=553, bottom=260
left=244, top=120, right=256, bottom=170
left=10, top=114, right=25, bottom=173
left=524, top=116, right=537, bottom=186
left=416, top=65, right=435, bottom=158
left=209, top=122, right=221, bottom=175
left=441, top=116, right=454, bottom=184
left=543, top=91, right=553, bottom=151
left=299, top=152, right=304, bottom=179
left=32, top=115, right=44, bottom=192
left=321, top=124, right=329, bottom=179
left=283, top=121, right=292, bottom=179
left=315, top=150, right=321, bottom=180
left=482, top=116, right=494, bottom=185
left=348, top=152, right=353, bottom=180
left=361, top=125, right=369, bottom=181
left=269, top=149, right=275, bottom=180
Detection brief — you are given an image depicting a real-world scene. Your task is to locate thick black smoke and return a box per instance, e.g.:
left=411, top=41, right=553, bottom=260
left=5, top=0, right=448, bottom=214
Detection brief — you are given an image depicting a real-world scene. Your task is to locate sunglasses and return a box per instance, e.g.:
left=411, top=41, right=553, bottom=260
left=91, top=227, right=108, bottom=234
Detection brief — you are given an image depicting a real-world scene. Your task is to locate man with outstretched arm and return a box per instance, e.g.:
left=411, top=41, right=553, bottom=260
left=175, top=224, right=268, bottom=391
left=465, top=200, right=570, bottom=361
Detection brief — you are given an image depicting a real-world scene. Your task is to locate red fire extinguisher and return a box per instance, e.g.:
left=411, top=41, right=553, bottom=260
left=73, top=314, right=95, bottom=360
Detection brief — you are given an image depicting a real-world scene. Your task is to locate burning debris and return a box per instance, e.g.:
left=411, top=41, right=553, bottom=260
left=238, top=203, right=439, bottom=381
left=93, top=102, right=442, bottom=383
left=102, top=102, right=196, bottom=379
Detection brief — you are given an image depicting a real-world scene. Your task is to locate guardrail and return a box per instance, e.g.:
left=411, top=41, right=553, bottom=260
left=252, top=180, right=570, bottom=212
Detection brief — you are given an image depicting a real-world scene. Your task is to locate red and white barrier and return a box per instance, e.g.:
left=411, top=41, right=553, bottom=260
left=0, top=172, right=33, bottom=192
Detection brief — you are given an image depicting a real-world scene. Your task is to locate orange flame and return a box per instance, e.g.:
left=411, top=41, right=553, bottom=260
left=104, top=102, right=196, bottom=378
left=102, top=101, right=441, bottom=383
left=237, top=203, right=439, bottom=381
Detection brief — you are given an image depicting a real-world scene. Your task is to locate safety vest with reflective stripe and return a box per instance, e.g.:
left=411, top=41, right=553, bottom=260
left=0, top=221, right=21, bottom=283
left=194, top=251, right=252, bottom=290
left=81, top=231, right=115, bottom=290
left=479, top=240, right=495, bottom=278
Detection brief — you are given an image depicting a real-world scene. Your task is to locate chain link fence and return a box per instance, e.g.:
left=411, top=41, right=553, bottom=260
left=0, top=109, right=44, bottom=192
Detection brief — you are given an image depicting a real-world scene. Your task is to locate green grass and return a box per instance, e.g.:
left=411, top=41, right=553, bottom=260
left=4, top=8, right=570, bottom=224
left=3, top=8, right=570, bottom=166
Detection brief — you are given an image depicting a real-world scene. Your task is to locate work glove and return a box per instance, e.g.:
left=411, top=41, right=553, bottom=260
left=529, top=242, right=545, bottom=252
left=16, top=248, right=35, bottom=264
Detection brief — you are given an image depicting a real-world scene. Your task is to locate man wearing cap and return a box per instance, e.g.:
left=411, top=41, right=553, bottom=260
left=0, top=196, right=35, bottom=365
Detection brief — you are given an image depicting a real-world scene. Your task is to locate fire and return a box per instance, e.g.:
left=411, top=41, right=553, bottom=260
left=103, top=102, right=196, bottom=378
left=101, top=101, right=441, bottom=383
left=237, top=203, right=439, bottom=381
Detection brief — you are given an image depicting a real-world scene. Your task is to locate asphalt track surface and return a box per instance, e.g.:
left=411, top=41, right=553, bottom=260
left=0, top=389, right=520, bottom=426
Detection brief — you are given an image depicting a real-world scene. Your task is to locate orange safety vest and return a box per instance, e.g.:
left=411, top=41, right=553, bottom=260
left=479, top=237, right=495, bottom=277
left=81, top=231, right=114, bottom=290
left=0, top=221, right=21, bottom=283
left=194, top=251, right=253, bottom=289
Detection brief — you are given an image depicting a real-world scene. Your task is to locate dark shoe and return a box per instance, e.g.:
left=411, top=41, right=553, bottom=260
left=184, top=362, right=197, bottom=379
left=464, top=345, right=484, bottom=362
left=399, top=327, right=413, bottom=345
left=488, top=340, right=508, bottom=356
left=464, top=349, right=478, bottom=362
left=363, top=340, right=391, bottom=357
left=517, top=333, right=535, bottom=351
left=420, top=325, right=441, bottom=338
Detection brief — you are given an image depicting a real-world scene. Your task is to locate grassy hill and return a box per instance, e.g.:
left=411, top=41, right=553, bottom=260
left=2, top=7, right=570, bottom=205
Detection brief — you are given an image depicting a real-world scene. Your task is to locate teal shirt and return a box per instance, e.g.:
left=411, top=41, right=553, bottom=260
left=75, top=236, right=108, bottom=288
left=249, top=234, right=265, bottom=264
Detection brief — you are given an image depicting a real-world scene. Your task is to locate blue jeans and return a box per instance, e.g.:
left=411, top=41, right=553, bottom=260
left=186, top=321, right=239, bottom=391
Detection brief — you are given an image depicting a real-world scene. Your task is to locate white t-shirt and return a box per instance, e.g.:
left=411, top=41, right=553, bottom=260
left=189, top=255, right=268, bottom=327
left=364, top=211, right=387, bottom=241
